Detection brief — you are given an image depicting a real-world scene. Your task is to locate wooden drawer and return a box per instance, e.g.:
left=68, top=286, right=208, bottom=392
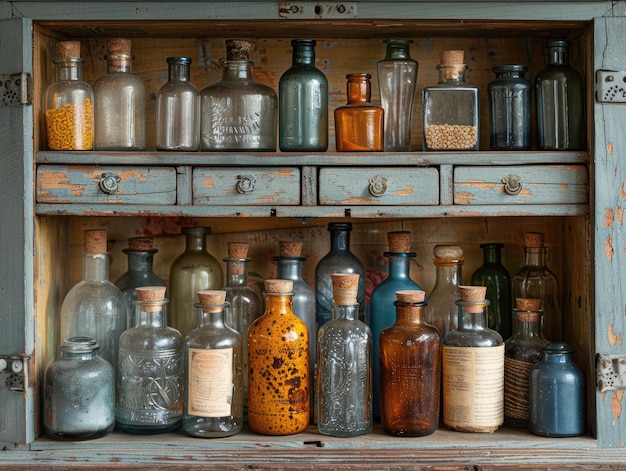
left=454, top=165, right=589, bottom=205
left=36, top=165, right=177, bottom=204
left=192, top=167, right=300, bottom=206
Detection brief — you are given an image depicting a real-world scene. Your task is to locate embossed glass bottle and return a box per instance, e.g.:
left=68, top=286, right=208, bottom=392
left=426, top=244, right=464, bottom=336
left=116, top=287, right=183, bottom=434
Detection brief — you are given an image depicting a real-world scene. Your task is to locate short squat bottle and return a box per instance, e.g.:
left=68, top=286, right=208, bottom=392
left=44, top=336, right=115, bottom=440
left=279, top=39, right=328, bottom=151
left=44, top=40, right=94, bottom=150
left=156, top=56, right=200, bottom=151
left=426, top=244, right=463, bottom=336
left=334, top=73, right=384, bottom=151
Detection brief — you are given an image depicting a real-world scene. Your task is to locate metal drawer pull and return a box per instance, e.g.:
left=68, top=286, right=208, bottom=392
left=501, top=174, right=522, bottom=195
left=236, top=174, right=256, bottom=194
left=99, top=172, right=121, bottom=194
left=368, top=175, right=387, bottom=197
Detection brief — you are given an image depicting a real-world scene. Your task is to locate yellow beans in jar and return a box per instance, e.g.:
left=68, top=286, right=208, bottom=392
left=45, top=98, right=94, bottom=150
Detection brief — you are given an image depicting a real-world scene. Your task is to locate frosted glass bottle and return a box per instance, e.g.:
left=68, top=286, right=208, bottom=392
left=93, top=38, right=146, bottom=150
left=317, top=274, right=372, bottom=437
left=169, top=227, right=224, bottom=339
left=116, top=287, right=183, bottom=434
left=426, top=245, right=463, bottom=336
left=377, top=39, right=418, bottom=152
left=59, top=229, right=127, bottom=372
left=279, top=39, right=328, bottom=151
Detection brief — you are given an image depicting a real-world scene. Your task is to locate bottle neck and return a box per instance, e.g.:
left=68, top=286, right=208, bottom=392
left=55, top=58, right=83, bottom=81
left=124, top=250, right=156, bottom=273
left=332, top=303, right=359, bottom=321
left=511, top=311, right=543, bottom=339
left=383, top=43, right=412, bottom=61
left=82, top=252, right=109, bottom=281
left=185, top=232, right=208, bottom=253
left=329, top=229, right=350, bottom=251
left=197, top=306, right=227, bottom=329
left=548, top=47, right=569, bottom=66
left=275, top=257, right=305, bottom=282
left=222, top=60, right=253, bottom=80
left=135, top=303, right=167, bottom=328
left=292, top=45, right=315, bottom=65
left=437, top=64, right=467, bottom=84
left=386, top=253, right=414, bottom=280
left=225, top=258, right=249, bottom=287
left=346, top=76, right=371, bottom=104
left=106, top=54, right=132, bottom=74
left=523, top=247, right=547, bottom=267
left=394, top=302, right=426, bottom=325
left=60, top=350, right=97, bottom=361
left=456, top=301, right=490, bottom=331
left=264, top=292, right=293, bottom=316
left=168, top=62, right=190, bottom=82
left=434, top=260, right=462, bottom=287
left=482, top=244, right=502, bottom=265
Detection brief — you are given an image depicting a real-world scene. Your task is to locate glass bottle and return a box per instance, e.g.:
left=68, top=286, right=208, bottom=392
left=334, top=73, right=384, bottom=151
left=512, top=232, right=562, bottom=342
left=442, top=286, right=504, bottom=433
left=379, top=290, right=441, bottom=436
left=200, top=39, right=277, bottom=151
left=247, top=280, right=310, bottom=435
left=529, top=342, right=586, bottom=437
left=183, top=290, right=243, bottom=438
left=156, top=56, right=200, bottom=151
left=59, top=229, right=127, bottom=372
left=471, top=242, right=512, bottom=339
left=115, top=236, right=165, bottom=329
left=315, top=222, right=366, bottom=327
left=423, top=50, right=479, bottom=151
left=44, top=336, right=115, bottom=440
left=504, top=298, right=548, bottom=428
left=488, top=65, right=531, bottom=150
left=279, top=39, right=328, bottom=151
left=169, top=227, right=224, bottom=339
left=377, top=39, right=418, bottom=152
left=535, top=40, right=586, bottom=150
left=44, top=40, right=94, bottom=151
left=317, top=273, right=372, bottom=437
left=116, top=287, right=183, bottom=434
left=426, top=244, right=463, bottom=336
left=93, top=37, right=146, bottom=150
left=369, top=231, right=422, bottom=420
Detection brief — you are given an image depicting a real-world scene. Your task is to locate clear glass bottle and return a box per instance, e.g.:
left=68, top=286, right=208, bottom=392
left=512, top=232, right=562, bottom=342
left=423, top=50, right=479, bottom=151
left=315, top=222, right=366, bottom=327
left=334, top=73, right=384, bottom=151
left=44, top=336, right=115, bottom=440
left=183, top=290, right=243, bottom=438
left=93, top=38, right=146, bottom=150
left=156, top=56, right=200, bottom=151
left=535, top=40, right=586, bottom=150
left=317, top=273, right=372, bottom=437
left=115, top=237, right=165, bottom=329
left=442, top=286, right=504, bottom=433
left=426, top=244, right=464, bottom=336
left=279, top=39, right=328, bottom=151
left=59, top=229, right=127, bottom=372
left=116, top=287, right=183, bottom=434
left=379, top=290, right=441, bottom=436
left=377, top=39, right=418, bottom=152
left=200, top=39, right=277, bottom=151
left=169, top=227, right=224, bottom=339
left=369, top=231, right=422, bottom=420
left=44, top=40, right=94, bottom=151
left=471, top=242, right=512, bottom=339
left=247, top=280, right=310, bottom=435
left=488, top=65, right=532, bottom=150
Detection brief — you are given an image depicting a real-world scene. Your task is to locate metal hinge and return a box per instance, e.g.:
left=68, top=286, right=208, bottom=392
left=595, top=70, right=626, bottom=103
left=0, top=73, right=33, bottom=106
left=0, top=354, right=31, bottom=393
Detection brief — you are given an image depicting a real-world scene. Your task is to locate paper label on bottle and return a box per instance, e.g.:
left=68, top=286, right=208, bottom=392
left=188, top=347, right=233, bottom=417
left=442, top=344, right=504, bottom=432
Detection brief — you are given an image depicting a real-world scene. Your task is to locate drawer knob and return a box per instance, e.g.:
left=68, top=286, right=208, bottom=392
left=502, top=174, right=522, bottom=195
left=99, top=172, right=121, bottom=194
left=236, top=174, right=256, bottom=194
left=368, top=175, right=387, bottom=197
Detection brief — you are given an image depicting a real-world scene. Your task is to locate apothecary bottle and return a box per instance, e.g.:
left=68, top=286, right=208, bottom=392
left=535, top=40, right=586, bottom=150
left=200, top=39, right=277, bottom=151
left=471, top=242, right=512, bottom=339
left=377, top=39, right=418, bottom=152
left=169, top=227, right=224, bottom=339
left=156, top=56, right=200, bottom=151
left=315, top=222, right=366, bottom=327
left=59, top=229, right=127, bottom=372
left=93, top=38, right=146, bottom=150
left=247, top=280, right=310, bottom=435
left=369, top=231, right=422, bottom=419
left=183, top=290, right=243, bottom=438
left=380, top=290, right=441, bottom=436
left=334, top=73, right=384, bottom=151
left=117, top=287, right=183, bottom=434
left=423, top=50, right=479, bottom=151
left=442, top=286, right=504, bottom=433
left=44, top=40, right=94, bottom=150
left=488, top=65, right=531, bottom=150
left=279, top=39, right=328, bottom=151
left=529, top=342, right=586, bottom=437
left=44, top=337, right=115, bottom=440
left=426, top=244, right=463, bottom=336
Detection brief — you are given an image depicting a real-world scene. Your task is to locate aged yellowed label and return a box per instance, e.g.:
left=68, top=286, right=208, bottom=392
left=188, top=347, right=233, bottom=418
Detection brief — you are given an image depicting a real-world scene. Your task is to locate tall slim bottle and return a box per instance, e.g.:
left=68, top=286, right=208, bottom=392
left=426, top=244, right=464, bottom=336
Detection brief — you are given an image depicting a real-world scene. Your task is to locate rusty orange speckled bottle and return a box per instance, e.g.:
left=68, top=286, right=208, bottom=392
left=247, top=279, right=310, bottom=435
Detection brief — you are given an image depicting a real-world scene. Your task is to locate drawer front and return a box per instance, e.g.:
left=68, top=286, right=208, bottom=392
left=193, top=167, right=300, bottom=205
left=36, top=165, right=177, bottom=204
left=454, top=165, right=588, bottom=205
left=319, top=167, right=439, bottom=205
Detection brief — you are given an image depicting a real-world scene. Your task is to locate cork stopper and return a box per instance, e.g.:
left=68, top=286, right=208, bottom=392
left=387, top=231, right=412, bottom=253
left=440, top=50, right=464, bottom=65
left=57, top=41, right=81, bottom=59
left=525, top=232, right=545, bottom=248
left=136, top=286, right=166, bottom=312
left=128, top=236, right=153, bottom=251
left=515, top=298, right=541, bottom=311
left=332, top=273, right=359, bottom=305
left=197, top=289, right=227, bottom=313
left=279, top=241, right=303, bottom=257
left=227, top=242, right=249, bottom=258
left=264, top=279, right=293, bottom=294
left=396, top=290, right=426, bottom=303
left=226, top=39, right=254, bottom=61
left=84, top=229, right=107, bottom=254
left=433, top=244, right=463, bottom=260
left=459, top=285, right=487, bottom=313
left=107, top=38, right=132, bottom=56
